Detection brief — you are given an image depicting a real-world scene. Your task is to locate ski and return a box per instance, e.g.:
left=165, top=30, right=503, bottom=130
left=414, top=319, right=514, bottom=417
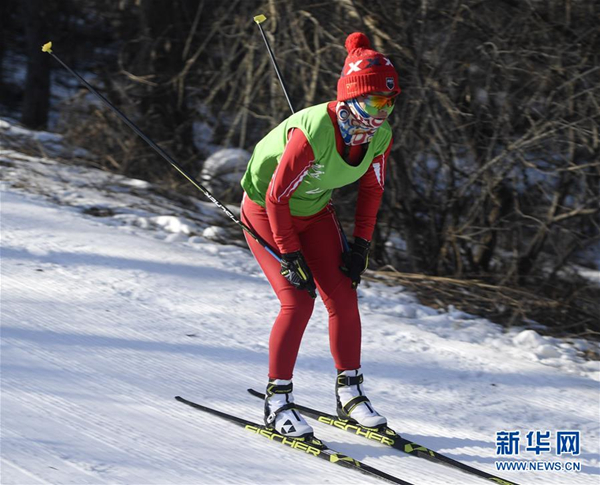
left=175, top=396, right=413, bottom=485
left=247, top=389, right=519, bottom=485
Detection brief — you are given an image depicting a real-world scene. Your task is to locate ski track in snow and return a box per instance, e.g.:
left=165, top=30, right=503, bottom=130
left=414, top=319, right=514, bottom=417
left=1, top=139, right=600, bottom=484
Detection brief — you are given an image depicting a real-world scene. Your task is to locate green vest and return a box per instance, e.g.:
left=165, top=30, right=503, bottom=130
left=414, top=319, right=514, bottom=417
left=241, top=102, right=391, bottom=216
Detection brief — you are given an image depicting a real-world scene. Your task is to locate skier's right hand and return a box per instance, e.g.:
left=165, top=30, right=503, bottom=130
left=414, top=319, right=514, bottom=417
left=340, top=237, right=370, bottom=289
left=280, top=251, right=317, bottom=299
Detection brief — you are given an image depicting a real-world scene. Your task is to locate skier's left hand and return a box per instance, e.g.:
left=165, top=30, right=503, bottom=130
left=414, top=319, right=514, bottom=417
left=340, top=237, right=370, bottom=289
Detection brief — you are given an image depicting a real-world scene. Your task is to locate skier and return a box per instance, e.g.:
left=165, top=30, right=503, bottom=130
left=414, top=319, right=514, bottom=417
left=240, top=32, right=400, bottom=439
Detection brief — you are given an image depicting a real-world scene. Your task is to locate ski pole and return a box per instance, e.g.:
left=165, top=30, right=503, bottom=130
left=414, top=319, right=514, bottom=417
left=253, top=15, right=295, bottom=114
left=252, top=16, right=350, bottom=253
left=40, top=41, right=281, bottom=262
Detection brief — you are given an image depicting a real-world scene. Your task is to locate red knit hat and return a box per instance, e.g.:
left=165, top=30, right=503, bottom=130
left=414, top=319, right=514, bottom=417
left=337, top=32, right=400, bottom=102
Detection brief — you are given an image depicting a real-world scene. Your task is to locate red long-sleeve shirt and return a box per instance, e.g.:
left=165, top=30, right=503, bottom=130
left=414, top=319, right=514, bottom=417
left=265, top=101, right=391, bottom=254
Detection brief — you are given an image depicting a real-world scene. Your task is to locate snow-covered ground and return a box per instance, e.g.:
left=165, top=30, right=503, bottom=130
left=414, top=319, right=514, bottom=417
left=1, top=119, right=599, bottom=484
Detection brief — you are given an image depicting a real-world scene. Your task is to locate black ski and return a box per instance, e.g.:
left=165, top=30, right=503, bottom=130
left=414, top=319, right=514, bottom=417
left=175, top=396, right=413, bottom=485
left=247, top=389, right=519, bottom=485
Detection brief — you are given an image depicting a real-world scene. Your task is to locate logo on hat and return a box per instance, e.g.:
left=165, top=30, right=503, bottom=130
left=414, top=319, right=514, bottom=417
left=386, top=77, right=395, bottom=90
left=346, top=81, right=358, bottom=94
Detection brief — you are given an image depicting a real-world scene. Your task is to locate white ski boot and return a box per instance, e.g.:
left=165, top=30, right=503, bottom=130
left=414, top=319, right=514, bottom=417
left=264, top=379, right=313, bottom=439
left=336, top=369, right=387, bottom=429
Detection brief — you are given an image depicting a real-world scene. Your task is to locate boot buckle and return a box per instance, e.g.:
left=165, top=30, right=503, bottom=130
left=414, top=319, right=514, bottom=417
left=337, top=374, right=363, bottom=387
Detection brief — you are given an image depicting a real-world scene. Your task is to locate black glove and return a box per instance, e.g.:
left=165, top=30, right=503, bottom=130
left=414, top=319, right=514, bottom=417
left=340, top=237, right=370, bottom=289
left=280, top=251, right=317, bottom=298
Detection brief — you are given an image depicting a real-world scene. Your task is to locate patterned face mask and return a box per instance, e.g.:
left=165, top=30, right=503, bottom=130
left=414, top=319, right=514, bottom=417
left=336, top=98, right=388, bottom=146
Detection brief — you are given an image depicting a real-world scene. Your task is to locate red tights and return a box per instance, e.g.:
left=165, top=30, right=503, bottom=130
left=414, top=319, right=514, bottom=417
left=241, top=196, right=361, bottom=380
